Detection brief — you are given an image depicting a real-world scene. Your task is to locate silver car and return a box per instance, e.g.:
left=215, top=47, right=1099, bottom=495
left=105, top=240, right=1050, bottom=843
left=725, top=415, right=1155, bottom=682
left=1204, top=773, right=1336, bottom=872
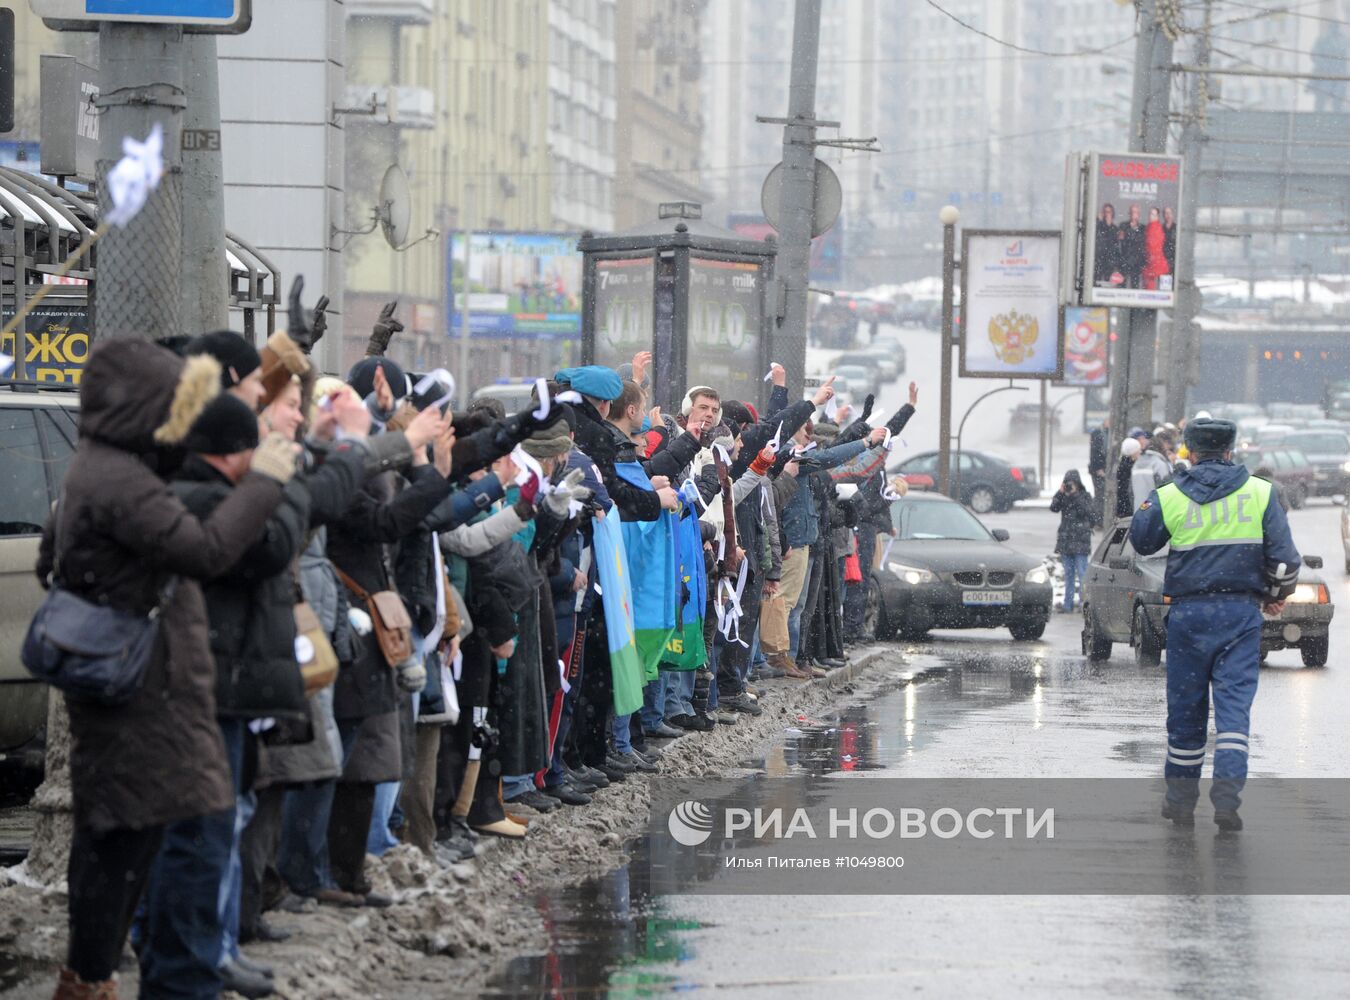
left=0, top=386, right=79, bottom=770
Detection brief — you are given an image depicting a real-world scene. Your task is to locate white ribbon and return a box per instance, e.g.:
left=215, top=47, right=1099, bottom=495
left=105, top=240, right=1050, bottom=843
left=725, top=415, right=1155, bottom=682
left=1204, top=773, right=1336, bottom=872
left=558, top=658, right=571, bottom=694
left=762, top=362, right=780, bottom=382
left=712, top=443, right=731, bottom=467
left=824, top=394, right=838, bottom=421
left=556, top=390, right=583, bottom=405
left=531, top=377, right=552, bottom=420
left=715, top=558, right=750, bottom=647
left=510, top=444, right=555, bottom=504
left=796, top=441, right=817, bottom=454
left=881, top=428, right=893, bottom=451
left=881, top=481, right=902, bottom=501
left=105, top=124, right=165, bottom=228
left=766, top=421, right=784, bottom=455
left=413, top=368, right=456, bottom=412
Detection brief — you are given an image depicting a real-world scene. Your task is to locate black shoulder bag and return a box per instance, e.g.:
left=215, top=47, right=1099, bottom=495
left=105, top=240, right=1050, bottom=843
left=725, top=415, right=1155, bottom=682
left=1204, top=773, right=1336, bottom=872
left=21, top=498, right=176, bottom=706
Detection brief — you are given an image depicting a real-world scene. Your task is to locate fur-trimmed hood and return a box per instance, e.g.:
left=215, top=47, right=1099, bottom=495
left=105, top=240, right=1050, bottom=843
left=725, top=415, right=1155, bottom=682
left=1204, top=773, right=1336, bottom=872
left=79, top=338, right=221, bottom=453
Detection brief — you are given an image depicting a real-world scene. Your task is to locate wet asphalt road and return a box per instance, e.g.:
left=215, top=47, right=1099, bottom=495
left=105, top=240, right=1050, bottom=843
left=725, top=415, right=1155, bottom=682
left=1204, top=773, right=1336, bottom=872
left=486, top=500, right=1350, bottom=998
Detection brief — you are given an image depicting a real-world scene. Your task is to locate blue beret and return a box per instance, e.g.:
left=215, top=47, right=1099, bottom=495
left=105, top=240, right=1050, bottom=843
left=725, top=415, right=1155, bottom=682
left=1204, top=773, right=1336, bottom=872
left=554, top=365, right=622, bottom=401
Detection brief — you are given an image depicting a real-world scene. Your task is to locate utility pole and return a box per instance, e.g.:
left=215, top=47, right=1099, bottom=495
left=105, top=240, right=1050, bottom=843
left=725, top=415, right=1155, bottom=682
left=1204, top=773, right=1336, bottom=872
left=1105, top=0, right=1175, bottom=521
left=93, top=22, right=186, bottom=342
left=29, top=19, right=188, bottom=891
left=774, top=0, right=821, bottom=399
left=180, top=34, right=228, bottom=334
left=1165, top=0, right=1210, bottom=423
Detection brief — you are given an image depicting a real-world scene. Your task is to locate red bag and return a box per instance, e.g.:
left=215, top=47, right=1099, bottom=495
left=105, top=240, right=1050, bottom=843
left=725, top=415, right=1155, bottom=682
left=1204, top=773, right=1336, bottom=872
left=843, top=551, right=863, bottom=584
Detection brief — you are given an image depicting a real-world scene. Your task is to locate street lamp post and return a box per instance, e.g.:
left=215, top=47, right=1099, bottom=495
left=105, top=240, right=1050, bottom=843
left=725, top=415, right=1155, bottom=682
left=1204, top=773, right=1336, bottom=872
left=954, top=383, right=1028, bottom=500
left=937, top=204, right=960, bottom=496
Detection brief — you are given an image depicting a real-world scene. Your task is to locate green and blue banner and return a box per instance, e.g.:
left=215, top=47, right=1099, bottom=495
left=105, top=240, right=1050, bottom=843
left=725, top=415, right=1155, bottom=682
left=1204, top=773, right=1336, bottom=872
left=593, top=511, right=645, bottom=716
left=614, top=462, right=678, bottom=679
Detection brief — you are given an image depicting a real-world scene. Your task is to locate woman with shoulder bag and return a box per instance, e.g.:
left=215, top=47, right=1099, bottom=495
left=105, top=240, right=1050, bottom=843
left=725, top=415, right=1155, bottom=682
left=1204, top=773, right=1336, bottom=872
left=34, top=340, right=292, bottom=1000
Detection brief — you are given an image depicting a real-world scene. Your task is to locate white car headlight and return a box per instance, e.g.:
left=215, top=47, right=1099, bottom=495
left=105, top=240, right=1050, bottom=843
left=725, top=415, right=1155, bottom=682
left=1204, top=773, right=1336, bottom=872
left=1341, top=461, right=1350, bottom=474
left=889, top=561, right=935, bottom=585
left=1286, top=583, right=1326, bottom=604
left=1024, top=566, right=1050, bottom=585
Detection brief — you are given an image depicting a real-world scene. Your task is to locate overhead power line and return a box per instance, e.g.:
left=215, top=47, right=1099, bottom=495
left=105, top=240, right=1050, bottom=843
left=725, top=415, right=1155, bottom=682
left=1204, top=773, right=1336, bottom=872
left=921, top=0, right=1136, bottom=57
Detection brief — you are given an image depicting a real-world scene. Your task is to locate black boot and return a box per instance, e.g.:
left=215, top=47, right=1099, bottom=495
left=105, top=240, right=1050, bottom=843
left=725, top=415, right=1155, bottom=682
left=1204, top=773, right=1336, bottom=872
left=1214, top=810, right=1243, bottom=833
left=1160, top=802, right=1194, bottom=827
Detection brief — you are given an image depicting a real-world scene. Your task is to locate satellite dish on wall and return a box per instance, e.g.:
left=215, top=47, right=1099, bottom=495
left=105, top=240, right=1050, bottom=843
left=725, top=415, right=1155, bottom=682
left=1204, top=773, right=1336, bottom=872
left=378, top=164, right=412, bottom=249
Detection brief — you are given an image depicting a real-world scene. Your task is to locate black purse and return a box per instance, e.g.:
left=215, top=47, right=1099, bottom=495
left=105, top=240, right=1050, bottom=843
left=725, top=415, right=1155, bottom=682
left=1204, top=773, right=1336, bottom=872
left=21, top=498, right=176, bottom=706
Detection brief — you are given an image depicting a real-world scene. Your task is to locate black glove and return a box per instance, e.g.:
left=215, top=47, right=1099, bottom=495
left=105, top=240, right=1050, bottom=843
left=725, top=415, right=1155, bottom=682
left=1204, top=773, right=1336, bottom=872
left=366, top=300, right=404, bottom=357
left=859, top=393, right=875, bottom=424
left=885, top=404, right=915, bottom=437
left=287, top=276, right=326, bottom=354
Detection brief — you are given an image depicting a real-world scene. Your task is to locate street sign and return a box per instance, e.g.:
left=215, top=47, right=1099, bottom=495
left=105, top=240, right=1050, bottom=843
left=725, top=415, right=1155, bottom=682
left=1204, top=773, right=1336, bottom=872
left=30, top=0, right=251, bottom=32
left=39, top=54, right=99, bottom=181
left=761, top=158, right=841, bottom=239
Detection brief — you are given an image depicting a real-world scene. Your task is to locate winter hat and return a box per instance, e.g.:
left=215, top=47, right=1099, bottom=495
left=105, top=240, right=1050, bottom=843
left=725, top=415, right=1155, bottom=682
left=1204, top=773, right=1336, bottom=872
left=1062, top=468, right=1084, bottom=488
left=1184, top=417, right=1237, bottom=455
left=258, top=330, right=311, bottom=408
left=554, top=365, right=623, bottom=401
left=1128, top=426, right=1150, bottom=441
left=720, top=400, right=756, bottom=435
left=1120, top=438, right=1142, bottom=458
left=347, top=357, right=408, bottom=401
left=520, top=411, right=573, bottom=459
left=709, top=421, right=736, bottom=453
left=187, top=330, right=261, bottom=389
left=183, top=393, right=261, bottom=455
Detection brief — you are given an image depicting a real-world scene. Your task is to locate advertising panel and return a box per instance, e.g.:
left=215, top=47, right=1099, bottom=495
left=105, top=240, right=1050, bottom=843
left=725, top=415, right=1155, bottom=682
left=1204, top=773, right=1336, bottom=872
left=1059, top=306, right=1110, bottom=388
left=959, top=231, right=1063, bottom=380
left=591, top=255, right=655, bottom=371
left=447, top=232, right=582, bottom=341
left=687, top=256, right=762, bottom=399
left=1, top=303, right=90, bottom=384
left=1083, top=152, right=1182, bottom=309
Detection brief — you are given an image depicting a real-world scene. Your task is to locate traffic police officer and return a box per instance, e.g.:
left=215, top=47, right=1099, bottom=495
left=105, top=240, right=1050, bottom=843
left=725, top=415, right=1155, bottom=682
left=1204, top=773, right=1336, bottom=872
left=1130, top=417, right=1300, bottom=831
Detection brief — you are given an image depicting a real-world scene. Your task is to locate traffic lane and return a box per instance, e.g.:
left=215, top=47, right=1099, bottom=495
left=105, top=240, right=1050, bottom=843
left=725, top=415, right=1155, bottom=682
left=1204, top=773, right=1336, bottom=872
left=856, top=501, right=1350, bottom=778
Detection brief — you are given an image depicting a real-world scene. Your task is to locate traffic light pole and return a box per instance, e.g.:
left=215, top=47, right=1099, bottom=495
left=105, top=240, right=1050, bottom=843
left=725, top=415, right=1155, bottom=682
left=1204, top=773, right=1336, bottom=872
left=773, top=0, right=822, bottom=401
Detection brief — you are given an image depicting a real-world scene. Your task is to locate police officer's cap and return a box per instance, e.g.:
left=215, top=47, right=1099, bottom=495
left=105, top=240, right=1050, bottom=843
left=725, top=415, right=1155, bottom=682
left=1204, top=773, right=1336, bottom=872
left=1184, top=417, right=1237, bottom=454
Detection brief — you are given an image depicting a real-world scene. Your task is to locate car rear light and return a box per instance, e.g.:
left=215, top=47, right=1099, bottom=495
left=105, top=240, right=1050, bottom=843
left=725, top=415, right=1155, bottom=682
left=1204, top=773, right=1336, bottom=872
left=1009, top=467, right=1023, bottom=481
left=1319, top=584, right=1330, bottom=604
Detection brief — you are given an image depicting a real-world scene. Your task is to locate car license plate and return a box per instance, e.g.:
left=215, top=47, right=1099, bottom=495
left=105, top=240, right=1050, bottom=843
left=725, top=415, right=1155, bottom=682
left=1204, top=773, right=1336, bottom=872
left=963, top=590, right=1012, bottom=606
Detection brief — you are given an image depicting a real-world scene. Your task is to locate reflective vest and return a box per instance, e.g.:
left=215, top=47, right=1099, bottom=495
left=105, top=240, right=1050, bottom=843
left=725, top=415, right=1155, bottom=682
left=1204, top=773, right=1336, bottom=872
left=1156, top=477, right=1270, bottom=551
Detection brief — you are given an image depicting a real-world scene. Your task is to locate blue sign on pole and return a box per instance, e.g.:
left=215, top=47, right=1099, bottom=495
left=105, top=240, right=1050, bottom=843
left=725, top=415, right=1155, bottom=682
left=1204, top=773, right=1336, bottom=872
left=86, top=0, right=233, bottom=14
left=30, top=0, right=249, bottom=28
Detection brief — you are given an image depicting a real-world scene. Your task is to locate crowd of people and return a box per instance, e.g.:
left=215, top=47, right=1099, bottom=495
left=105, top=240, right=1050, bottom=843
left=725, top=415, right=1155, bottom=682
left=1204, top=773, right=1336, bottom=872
left=39, top=297, right=918, bottom=1000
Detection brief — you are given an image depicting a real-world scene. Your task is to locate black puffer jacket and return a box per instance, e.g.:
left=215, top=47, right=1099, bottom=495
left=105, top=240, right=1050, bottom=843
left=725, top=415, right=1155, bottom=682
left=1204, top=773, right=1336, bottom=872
left=573, top=399, right=660, bottom=521
left=171, top=456, right=312, bottom=719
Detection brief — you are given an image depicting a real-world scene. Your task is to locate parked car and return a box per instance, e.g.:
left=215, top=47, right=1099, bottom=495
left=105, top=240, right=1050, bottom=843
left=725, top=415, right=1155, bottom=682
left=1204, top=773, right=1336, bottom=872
left=471, top=378, right=542, bottom=414
left=1081, top=518, right=1333, bottom=668
left=889, top=449, right=1038, bottom=514
left=834, top=350, right=899, bottom=385
left=0, top=384, right=81, bottom=771
left=834, top=363, right=880, bottom=399
left=1234, top=447, right=1314, bottom=509
left=1008, top=402, right=1060, bottom=437
left=1247, top=423, right=1296, bottom=447
left=1277, top=429, right=1350, bottom=496
left=866, top=492, right=1053, bottom=641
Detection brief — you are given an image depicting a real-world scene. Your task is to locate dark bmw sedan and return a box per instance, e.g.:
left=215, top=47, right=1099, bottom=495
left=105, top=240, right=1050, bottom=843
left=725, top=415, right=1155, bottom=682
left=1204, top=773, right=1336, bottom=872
left=865, top=493, right=1053, bottom=641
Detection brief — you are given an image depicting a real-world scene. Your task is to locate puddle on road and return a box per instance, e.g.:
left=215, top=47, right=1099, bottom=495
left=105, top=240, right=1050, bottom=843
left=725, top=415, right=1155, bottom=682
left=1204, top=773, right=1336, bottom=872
left=483, top=644, right=1103, bottom=998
